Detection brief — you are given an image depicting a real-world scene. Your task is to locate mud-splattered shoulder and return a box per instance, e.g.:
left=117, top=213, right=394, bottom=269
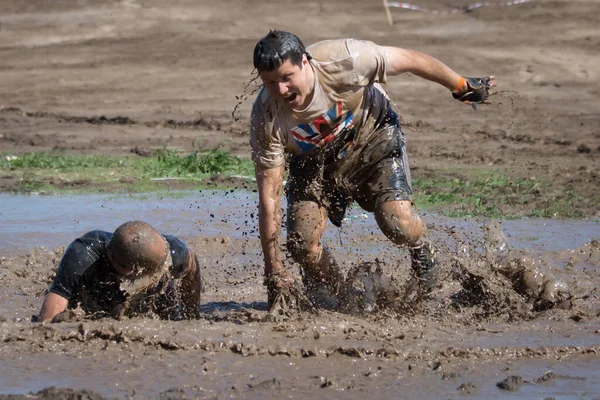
left=308, top=38, right=388, bottom=88
left=77, top=230, right=112, bottom=255
left=49, top=230, right=113, bottom=301
left=165, top=235, right=190, bottom=278
left=251, top=87, right=276, bottom=125
left=307, top=39, right=353, bottom=63
left=249, top=87, right=286, bottom=169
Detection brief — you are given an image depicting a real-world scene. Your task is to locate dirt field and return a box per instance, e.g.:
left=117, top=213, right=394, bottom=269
left=1, top=0, right=599, bottom=216
left=1, top=0, right=599, bottom=399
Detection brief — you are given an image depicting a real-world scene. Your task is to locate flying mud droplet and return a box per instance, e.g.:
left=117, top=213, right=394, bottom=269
left=511, top=256, right=545, bottom=298
left=483, top=219, right=510, bottom=262
left=232, top=71, right=261, bottom=123
left=535, top=278, right=571, bottom=311
left=341, top=261, right=402, bottom=315
left=519, top=267, right=545, bottom=298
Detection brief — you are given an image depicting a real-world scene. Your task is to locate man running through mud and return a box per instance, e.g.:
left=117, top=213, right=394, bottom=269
left=250, top=30, right=496, bottom=313
left=37, top=220, right=202, bottom=322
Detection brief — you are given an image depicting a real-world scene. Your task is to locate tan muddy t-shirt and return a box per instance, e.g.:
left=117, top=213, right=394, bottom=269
left=250, top=38, right=395, bottom=170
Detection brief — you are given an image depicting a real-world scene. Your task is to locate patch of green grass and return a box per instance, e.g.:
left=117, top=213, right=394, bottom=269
left=140, top=149, right=253, bottom=178
left=413, top=172, right=584, bottom=219
left=19, top=179, right=51, bottom=193
left=1, top=150, right=253, bottom=177
left=527, top=189, right=585, bottom=219
left=1, top=152, right=127, bottom=169
left=1, top=150, right=254, bottom=194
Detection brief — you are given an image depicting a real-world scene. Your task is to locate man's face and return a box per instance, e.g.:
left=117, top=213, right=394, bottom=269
left=107, top=252, right=137, bottom=279
left=259, top=54, right=313, bottom=110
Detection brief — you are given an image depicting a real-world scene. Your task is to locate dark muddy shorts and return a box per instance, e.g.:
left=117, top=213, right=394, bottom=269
left=286, top=114, right=413, bottom=227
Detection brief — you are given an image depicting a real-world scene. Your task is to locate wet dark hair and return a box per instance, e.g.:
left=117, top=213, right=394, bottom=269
left=253, top=30, right=312, bottom=72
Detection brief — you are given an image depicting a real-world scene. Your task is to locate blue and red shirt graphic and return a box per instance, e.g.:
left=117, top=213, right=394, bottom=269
left=290, top=101, right=354, bottom=152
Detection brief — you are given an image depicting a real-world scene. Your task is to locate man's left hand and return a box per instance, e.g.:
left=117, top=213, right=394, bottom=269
left=453, top=76, right=497, bottom=108
left=264, top=270, right=315, bottom=320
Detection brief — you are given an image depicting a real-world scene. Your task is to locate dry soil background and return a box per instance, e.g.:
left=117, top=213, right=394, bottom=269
left=0, top=0, right=599, bottom=216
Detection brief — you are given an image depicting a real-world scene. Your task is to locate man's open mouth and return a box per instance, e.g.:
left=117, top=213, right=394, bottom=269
left=284, top=93, right=297, bottom=103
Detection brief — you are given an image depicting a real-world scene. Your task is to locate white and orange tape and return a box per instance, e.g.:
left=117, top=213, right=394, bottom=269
left=383, top=0, right=533, bottom=24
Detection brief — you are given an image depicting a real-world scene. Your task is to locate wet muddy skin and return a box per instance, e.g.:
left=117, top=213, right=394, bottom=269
left=1, top=193, right=599, bottom=399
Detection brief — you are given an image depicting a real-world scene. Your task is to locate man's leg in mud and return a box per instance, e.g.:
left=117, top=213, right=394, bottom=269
left=352, top=130, right=439, bottom=300
left=287, top=200, right=345, bottom=303
left=349, top=113, right=440, bottom=301
left=374, top=200, right=440, bottom=298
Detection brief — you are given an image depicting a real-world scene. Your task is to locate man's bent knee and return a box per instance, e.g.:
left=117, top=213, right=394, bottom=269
left=374, top=200, right=424, bottom=246
left=287, top=231, right=322, bottom=265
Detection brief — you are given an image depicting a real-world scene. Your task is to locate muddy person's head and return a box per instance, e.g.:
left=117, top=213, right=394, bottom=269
left=254, top=30, right=314, bottom=110
left=107, top=221, right=168, bottom=279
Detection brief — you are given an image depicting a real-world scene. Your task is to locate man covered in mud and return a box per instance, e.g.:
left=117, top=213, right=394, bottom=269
left=250, top=30, right=497, bottom=313
left=37, top=220, right=202, bottom=322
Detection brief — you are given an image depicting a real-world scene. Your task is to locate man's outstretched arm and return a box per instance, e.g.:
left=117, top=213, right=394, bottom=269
left=255, top=163, right=285, bottom=277
left=38, top=292, right=68, bottom=322
left=383, top=47, right=496, bottom=104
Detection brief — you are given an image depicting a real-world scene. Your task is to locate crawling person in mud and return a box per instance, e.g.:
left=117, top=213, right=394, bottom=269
left=36, top=220, right=203, bottom=323
left=250, top=30, right=497, bottom=313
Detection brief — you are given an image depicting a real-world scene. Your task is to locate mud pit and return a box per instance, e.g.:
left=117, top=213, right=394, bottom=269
left=1, top=192, right=599, bottom=399
left=1, top=0, right=600, bottom=398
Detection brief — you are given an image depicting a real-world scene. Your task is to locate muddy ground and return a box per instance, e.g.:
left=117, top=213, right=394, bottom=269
left=0, top=0, right=599, bottom=398
left=1, top=212, right=599, bottom=399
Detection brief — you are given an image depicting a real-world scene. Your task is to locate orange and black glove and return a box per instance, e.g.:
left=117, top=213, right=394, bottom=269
left=452, top=76, right=494, bottom=105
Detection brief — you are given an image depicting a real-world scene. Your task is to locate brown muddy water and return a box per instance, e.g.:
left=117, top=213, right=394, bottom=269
left=0, top=191, right=599, bottom=399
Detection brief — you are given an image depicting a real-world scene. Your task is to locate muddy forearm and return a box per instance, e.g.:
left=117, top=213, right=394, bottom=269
left=259, top=196, right=282, bottom=274
left=38, top=292, right=69, bottom=323
left=255, top=164, right=284, bottom=275
left=384, top=47, right=465, bottom=92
